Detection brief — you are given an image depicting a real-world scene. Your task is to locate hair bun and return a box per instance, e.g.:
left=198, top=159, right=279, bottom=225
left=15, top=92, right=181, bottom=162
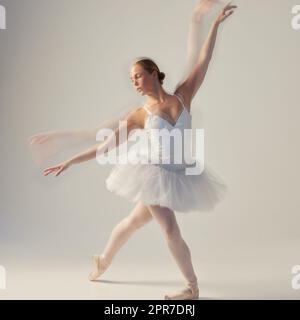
left=158, top=72, right=165, bottom=84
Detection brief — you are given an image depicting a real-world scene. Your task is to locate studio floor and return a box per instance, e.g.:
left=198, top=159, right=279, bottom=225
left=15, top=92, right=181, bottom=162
left=1, top=253, right=299, bottom=300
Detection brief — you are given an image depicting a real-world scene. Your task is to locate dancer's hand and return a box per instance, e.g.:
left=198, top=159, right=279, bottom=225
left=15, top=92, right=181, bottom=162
left=43, top=160, right=72, bottom=177
left=192, top=0, right=224, bottom=22
left=214, top=2, right=237, bottom=24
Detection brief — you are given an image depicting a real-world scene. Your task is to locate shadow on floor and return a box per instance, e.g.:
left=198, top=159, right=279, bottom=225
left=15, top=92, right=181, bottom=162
left=93, top=279, right=183, bottom=287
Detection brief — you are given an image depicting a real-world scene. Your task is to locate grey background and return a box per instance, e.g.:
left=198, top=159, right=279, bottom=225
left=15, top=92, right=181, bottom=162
left=0, top=0, right=300, bottom=299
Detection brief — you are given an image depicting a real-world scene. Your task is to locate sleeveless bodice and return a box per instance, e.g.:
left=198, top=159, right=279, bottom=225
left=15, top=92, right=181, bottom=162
left=138, top=94, right=195, bottom=171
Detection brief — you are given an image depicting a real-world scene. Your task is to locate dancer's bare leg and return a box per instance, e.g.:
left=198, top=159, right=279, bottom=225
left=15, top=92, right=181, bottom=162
left=89, top=201, right=153, bottom=280
left=147, top=204, right=199, bottom=300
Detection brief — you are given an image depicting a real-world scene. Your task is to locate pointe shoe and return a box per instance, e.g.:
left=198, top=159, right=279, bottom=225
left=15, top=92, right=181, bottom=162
left=88, top=254, right=109, bottom=281
left=164, top=281, right=199, bottom=300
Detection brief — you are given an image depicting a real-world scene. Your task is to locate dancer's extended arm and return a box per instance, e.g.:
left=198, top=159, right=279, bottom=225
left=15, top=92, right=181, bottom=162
left=184, top=0, right=223, bottom=78
left=43, top=109, right=142, bottom=177
left=29, top=108, right=133, bottom=146
left=28, top=106, right=135, bottom=165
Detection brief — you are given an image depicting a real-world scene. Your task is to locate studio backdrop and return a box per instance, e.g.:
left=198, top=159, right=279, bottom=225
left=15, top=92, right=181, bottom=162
left=0, top=0, right=300, bottom=299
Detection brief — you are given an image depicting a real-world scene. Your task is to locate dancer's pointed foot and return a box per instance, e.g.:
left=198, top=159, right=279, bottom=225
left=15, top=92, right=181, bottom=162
left=164, top=280, right=199, bottom=300
left=88, top=254, right=110, bottom=281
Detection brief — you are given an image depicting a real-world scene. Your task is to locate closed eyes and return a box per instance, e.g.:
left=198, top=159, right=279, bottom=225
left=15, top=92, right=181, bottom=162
left=130, top=73, right=142, bottom=82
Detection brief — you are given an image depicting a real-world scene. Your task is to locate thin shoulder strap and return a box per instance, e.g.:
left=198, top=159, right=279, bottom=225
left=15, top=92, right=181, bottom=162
left=174, top=93, right=185, bottom=109
left=143, top=105, right=152, bottom=114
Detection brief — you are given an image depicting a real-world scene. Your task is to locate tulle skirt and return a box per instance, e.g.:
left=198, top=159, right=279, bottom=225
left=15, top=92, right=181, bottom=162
left=105, top=156, right=228, bottom=213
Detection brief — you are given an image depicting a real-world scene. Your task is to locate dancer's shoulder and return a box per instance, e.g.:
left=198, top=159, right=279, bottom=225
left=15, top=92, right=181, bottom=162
left=174, top=89, right=191, bottom=113
left=122, top=106, right=145, bottom=129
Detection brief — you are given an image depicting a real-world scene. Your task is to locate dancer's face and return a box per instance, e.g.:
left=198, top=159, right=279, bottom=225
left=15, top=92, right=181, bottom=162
left=129, top=64, right=156, bottom=95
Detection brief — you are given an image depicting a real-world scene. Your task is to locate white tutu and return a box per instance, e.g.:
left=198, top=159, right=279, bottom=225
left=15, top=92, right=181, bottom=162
left=105, top=160, right=228, bottom=213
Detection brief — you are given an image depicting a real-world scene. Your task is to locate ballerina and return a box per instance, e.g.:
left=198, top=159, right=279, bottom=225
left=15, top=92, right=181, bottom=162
left=36, top=1, right=237, bottom=300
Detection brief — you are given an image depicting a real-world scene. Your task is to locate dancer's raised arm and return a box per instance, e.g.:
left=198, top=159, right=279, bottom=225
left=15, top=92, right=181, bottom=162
left=43, top=109, right=142, bottom=177
left=175, top=2, right=237, bottom=107
left=184, top=0, right=223, bottom=78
